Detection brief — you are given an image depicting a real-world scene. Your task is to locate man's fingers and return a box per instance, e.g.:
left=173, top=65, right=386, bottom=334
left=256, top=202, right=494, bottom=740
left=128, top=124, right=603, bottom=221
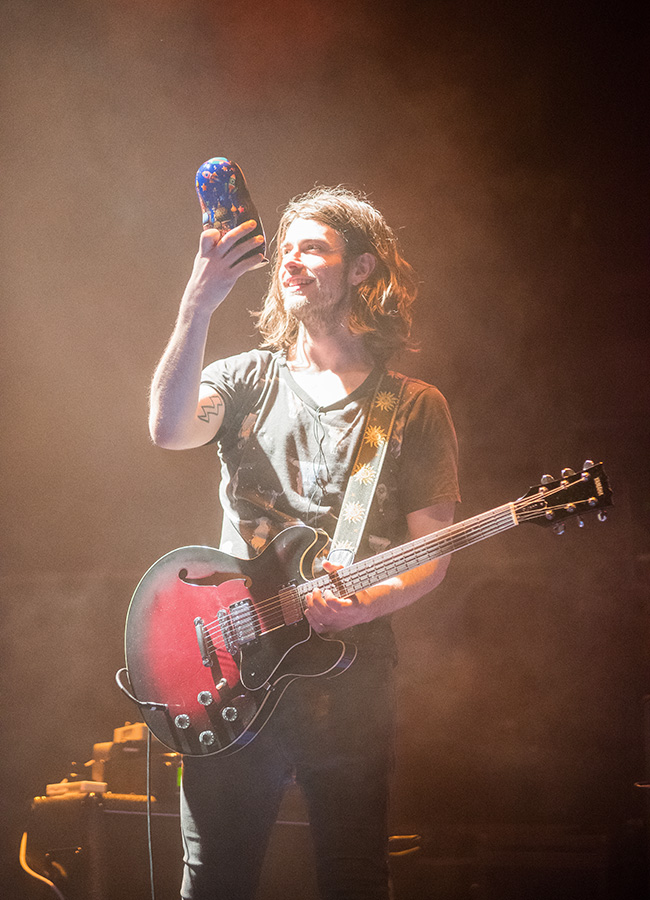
left=198, top=220, right=260, bottom=257
left=226, top=237, right=266, bottom=271
left=198, top=228, right=222, bottom=253
left=306, top=589, right=353, bottom=610
left=219, top=220, right=260, bottom=255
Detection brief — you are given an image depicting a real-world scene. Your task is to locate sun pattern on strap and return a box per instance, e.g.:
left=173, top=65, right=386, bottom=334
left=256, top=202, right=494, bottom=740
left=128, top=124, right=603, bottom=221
left=328, top=373, right=406, bottom=564
left=375, top=390, right=399, bottom=411
left=352, top=463, right=378, bottom=485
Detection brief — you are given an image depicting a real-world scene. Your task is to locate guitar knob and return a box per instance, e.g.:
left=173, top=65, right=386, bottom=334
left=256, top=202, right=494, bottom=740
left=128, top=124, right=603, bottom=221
left=174, top=714, right=190, bottom=730
left=198, top=691, right=213, bottom=706
left=199, top=730, right=215, bottom=746
left=222, top=706, right=238, bottom=722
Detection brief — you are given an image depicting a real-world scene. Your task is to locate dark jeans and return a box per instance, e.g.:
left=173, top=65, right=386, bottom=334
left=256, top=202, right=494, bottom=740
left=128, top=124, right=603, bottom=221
left=180, top=652, right=395, bottom=900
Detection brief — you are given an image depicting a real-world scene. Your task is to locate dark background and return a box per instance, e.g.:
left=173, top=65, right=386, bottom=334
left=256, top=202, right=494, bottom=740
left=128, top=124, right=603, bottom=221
left=1, top=0, right=648, bottom=896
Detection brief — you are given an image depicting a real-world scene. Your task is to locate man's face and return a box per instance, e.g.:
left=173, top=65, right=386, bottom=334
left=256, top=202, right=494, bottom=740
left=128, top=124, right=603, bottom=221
left=278, top=217, right=352, bottom=325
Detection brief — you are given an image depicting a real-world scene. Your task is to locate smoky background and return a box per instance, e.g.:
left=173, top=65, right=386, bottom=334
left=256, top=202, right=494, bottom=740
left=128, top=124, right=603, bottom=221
left=1, top=0, right=648, bottom=894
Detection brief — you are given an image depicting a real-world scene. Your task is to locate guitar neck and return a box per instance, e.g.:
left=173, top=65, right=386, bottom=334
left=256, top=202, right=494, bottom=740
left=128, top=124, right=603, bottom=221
left=301, top=502, right=519, bottom=602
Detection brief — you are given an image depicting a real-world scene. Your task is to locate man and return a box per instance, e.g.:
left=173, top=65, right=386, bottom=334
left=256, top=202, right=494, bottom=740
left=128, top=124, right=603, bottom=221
left=149, top=186, right=460, bottom=899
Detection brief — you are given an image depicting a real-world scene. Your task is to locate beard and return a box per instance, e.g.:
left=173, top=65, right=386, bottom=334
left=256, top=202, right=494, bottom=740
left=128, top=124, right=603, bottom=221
left=283, top=290, right=353, bottom=336
left=280, top=261, right=353, bottom=335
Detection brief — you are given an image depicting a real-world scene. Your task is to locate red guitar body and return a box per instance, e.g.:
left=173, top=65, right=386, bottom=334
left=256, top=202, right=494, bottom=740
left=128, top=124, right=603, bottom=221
left=124, top=526, right=356, bottom=757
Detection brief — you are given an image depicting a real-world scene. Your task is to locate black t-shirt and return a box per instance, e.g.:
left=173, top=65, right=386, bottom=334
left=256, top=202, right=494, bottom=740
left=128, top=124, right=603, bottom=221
left=201, top=349, right=460, bottom=657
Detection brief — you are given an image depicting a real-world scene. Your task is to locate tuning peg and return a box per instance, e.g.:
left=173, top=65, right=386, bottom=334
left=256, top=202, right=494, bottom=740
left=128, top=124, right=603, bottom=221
left=541, top=474, right=554, bottom=485
left=597, top=511, right=608, bottom=523
left=561, top=468, right=576, bottom=478
left=553, top=522, right=565, bottom=535
left=577, top=517, right=585, bottom=528
left=582, top=459, right=595, bottom=469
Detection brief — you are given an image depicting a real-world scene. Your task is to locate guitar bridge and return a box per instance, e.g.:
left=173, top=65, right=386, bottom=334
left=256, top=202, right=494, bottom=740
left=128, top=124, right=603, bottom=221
left=194, top=617, right=214, bottom=667
left=218, top=600, right=259, bottom=654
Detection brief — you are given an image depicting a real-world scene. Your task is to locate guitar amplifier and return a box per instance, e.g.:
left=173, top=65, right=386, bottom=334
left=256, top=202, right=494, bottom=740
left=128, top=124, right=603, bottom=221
left=24, top=791, right=183, bottom=900
left=24, top=785, right=320, bottom=900
left=87, top=721, right=181, bottom=802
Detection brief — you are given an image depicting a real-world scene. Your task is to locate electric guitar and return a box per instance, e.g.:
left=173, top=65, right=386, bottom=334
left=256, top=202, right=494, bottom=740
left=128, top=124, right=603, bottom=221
left=122, top=461, right=612, bottom=757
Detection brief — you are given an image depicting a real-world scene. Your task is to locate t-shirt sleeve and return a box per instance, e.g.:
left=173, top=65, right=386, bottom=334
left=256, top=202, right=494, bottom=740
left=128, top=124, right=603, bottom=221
left=396, top=383, right=460, bottom=515
left=200, top=350, right=270, bottom=445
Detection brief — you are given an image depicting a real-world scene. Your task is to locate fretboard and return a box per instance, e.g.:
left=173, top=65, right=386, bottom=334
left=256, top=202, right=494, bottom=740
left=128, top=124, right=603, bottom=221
left=298, top=502, right=518, bottom=603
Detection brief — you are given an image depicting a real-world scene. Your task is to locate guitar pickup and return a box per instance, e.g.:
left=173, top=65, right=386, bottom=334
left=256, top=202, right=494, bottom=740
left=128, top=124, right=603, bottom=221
left=279, top=582, right=302, bottom=626
left=217, top=600, right=259, bottom=654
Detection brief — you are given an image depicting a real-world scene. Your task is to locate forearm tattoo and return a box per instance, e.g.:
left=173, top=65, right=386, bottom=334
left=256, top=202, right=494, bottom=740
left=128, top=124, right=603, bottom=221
left=197, top=395, right=224, bottom=423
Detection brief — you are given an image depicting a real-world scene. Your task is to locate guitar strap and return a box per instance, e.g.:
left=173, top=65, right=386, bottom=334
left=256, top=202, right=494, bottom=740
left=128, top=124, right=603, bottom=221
left=327, top=371, right=406, bottom=567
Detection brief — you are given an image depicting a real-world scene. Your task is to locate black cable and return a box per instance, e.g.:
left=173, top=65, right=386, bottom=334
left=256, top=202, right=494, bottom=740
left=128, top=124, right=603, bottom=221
left=115, top=670, right=159, bottom=898
left=114, top=668, right=168, bottom=711
left=147, top=728, right=156, bottom=900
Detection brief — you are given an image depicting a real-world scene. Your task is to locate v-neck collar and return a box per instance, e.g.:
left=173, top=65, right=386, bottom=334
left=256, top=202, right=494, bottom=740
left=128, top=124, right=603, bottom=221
left=279, top=358, right=384, bottom=412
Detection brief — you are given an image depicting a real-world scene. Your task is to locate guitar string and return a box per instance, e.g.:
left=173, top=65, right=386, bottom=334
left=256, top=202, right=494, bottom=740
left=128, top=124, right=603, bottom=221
left=203, top=504, right=512, bottom=625
left=202, top=494, right=587, bottom=636
left=201, top=518, right=516, bottom=653
left=198, top=481, right=603, bottom=653
left=207, top=485, right=581, bottom=628
left=202, top=492, right=595, bottom=647
left=199, top=529, right=536, bottom=655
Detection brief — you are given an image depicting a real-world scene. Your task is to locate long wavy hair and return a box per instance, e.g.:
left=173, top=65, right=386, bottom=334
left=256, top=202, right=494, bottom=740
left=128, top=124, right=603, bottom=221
left=254, top=187, right=418, bottom=365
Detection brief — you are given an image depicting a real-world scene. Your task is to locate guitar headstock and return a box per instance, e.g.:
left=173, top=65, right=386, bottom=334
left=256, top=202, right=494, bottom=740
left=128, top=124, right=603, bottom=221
left=515, top=460, right=613, bottom=531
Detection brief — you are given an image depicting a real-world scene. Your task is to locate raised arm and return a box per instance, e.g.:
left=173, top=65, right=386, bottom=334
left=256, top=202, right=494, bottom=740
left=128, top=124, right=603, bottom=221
left=149, top=220, right=266, bottom=449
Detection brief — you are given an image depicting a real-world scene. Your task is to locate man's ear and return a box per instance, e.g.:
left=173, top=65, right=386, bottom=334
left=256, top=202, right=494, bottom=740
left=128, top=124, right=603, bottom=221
left=349, top=252, right=376, bottom=285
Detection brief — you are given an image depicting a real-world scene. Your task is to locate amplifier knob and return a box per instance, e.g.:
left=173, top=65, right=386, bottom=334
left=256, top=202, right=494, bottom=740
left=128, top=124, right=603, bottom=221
left=174, top=714, right=190, bottom=730
left=221, top=706, right=238, bottom=722
left=199, top=730, right=215, bottom=746
left=197, top=691, right=213, bottom=706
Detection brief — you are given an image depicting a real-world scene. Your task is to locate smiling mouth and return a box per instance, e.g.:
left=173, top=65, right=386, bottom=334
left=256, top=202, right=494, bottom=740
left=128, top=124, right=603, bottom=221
left=283, top=278, right=314, bottom=290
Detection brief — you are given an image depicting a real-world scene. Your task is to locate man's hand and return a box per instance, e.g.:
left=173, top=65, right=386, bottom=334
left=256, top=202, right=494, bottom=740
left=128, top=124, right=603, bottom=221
left=183, top=219, right=268, bottom=315
left=304, top=560, right=371, bottom=633
left=303, top=501, right=457, bottom=633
